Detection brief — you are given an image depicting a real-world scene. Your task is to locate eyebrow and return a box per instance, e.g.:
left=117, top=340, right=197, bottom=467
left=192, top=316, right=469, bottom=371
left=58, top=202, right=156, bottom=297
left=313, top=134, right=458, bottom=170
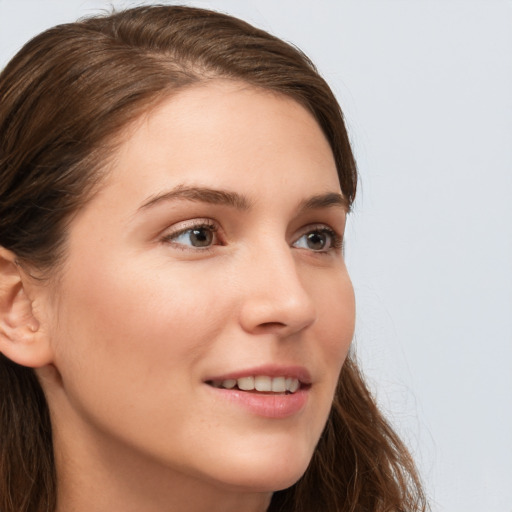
left=138, top=185, right=349, bottom=214
left=138, top=184, right=252, bottom=211
left=297, top=192, right=350, bottom=214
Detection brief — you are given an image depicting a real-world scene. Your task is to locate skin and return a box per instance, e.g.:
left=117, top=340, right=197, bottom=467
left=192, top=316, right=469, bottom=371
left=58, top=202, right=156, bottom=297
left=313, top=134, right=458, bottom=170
left=27, top=81, right=355, bottom=511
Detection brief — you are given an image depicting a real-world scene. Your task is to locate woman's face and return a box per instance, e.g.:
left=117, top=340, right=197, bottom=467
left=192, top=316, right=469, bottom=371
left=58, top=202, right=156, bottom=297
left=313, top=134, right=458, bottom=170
left=41, top=81, right=355, bottom=498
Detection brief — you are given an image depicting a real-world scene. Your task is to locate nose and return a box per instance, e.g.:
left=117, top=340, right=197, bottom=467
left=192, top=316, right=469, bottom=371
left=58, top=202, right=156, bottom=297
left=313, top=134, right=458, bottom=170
left=237, top=242, right=316, bottom=337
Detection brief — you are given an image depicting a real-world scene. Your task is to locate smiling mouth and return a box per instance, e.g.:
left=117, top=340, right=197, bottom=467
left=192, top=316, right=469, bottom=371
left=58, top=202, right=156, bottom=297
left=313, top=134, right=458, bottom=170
left=206, top=376, right=308, bottom=395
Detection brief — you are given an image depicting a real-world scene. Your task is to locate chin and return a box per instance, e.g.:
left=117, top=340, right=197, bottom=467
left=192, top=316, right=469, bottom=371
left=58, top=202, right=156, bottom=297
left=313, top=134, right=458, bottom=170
left=203, top=441, right=314, bottom=494
left=217, top=467, right=309, bottom=495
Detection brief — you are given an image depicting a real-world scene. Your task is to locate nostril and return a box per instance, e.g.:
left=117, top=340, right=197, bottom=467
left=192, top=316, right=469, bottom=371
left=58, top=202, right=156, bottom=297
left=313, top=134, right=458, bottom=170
left=259, top=321, right=287, bottom=329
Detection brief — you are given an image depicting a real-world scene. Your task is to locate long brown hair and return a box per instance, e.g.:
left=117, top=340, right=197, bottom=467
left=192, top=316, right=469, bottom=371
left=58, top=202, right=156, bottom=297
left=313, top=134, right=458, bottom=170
left=0, top=5, right=427, bottom=511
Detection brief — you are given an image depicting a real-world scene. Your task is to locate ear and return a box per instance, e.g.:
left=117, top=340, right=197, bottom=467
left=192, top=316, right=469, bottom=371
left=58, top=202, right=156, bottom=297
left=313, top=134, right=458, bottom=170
left=0, top=247, right=53, bottom=368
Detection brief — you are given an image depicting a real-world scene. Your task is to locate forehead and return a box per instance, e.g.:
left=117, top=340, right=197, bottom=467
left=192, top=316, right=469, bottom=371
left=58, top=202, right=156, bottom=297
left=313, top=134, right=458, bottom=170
left=89, top=80, right=341, bottom=215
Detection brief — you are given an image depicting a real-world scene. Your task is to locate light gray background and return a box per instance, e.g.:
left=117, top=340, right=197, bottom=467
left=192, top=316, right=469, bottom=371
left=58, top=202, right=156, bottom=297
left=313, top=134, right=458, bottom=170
left=1, top=1, right=511, bottom=510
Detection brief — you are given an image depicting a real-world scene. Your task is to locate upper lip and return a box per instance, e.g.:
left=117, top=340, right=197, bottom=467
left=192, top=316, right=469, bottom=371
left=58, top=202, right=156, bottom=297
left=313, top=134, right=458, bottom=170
left=204, top=364, right=312, bottom=385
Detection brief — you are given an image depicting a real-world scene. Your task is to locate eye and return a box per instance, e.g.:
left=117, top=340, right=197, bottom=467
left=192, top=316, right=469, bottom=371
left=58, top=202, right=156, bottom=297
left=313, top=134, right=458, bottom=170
left=292, top=227, right=341, bottom=253
left=162, top=221, right=219, bottom=249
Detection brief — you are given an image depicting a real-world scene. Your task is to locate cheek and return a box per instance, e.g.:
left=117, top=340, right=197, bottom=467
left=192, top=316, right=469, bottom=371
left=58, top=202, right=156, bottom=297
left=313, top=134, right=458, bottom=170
left=51, top=257, right=228, bottom=412
left=313, top=270, right=355, bottom=370
left=62, top=255, right=219, bottom=338
left=297, top=269, right=354, bottom=441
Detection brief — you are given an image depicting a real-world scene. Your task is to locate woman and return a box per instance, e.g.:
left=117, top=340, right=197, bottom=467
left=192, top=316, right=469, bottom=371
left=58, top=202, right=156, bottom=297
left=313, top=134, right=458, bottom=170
left=0, top=5, right=427, bottom=512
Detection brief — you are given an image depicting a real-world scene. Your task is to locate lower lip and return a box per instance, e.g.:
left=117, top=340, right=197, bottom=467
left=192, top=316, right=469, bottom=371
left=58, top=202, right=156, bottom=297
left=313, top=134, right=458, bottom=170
left=207, top=386, right=309, bottom=419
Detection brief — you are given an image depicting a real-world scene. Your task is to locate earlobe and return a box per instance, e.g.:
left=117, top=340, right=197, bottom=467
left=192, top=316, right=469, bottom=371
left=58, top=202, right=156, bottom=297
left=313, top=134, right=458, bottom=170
left=0, top=247, right=52, bottom=368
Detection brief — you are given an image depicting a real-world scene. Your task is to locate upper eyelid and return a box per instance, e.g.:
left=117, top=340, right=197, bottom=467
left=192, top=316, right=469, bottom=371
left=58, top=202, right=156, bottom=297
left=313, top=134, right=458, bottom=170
left=159, top=218, right=343, bottom=245
left=162, top=218, right=218, bottom=235
left=160, top=218, right=221, bottom=244
left=293, top=222, right=342, bottom=238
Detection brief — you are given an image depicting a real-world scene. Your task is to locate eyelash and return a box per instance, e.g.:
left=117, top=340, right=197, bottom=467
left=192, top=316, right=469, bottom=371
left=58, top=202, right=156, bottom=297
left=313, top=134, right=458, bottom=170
left=160, top=220, right=343, bottom=254
left=293, top=225, right=344, bottom=254
left=161, top=219, right=221, bottom=252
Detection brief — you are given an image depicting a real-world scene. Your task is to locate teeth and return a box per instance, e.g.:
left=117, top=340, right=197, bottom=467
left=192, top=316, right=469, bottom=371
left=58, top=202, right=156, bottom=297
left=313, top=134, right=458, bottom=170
left=213, top=376, right=301, bottom=393
left=271, top=376, right=286, bottom=392
left=255, top=376, right=272, bottom=392
left=286, top=377, right=300, bottom=393
left=237, top=376, right=254, bottom=391
left=222, top=378, right=237, bottom=389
